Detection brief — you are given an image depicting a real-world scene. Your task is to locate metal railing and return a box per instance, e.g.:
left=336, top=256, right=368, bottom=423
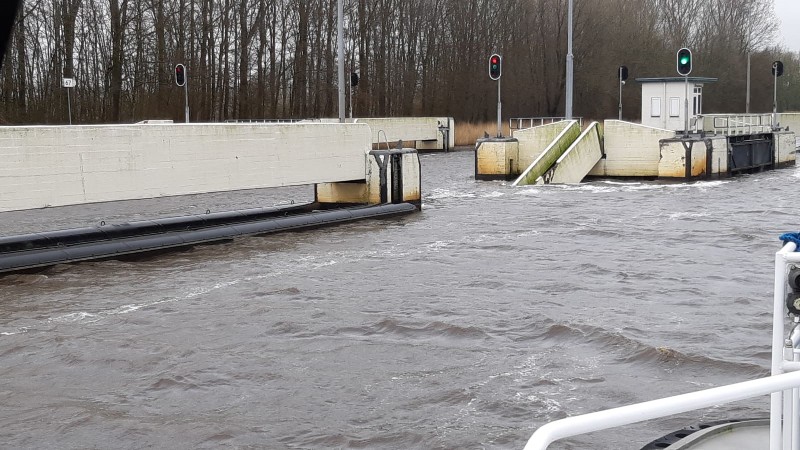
left=695, top=113, right=773, bottom=136
left=509, top=117, right=583, bottom=135
left=224, top=118, right=305, bottom=124
left=524, top=242, right=800, bottom=450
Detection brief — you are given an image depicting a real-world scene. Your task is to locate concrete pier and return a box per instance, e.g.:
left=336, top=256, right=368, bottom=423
left=476, top=119, right=796, bottom=184
left=355, top=117, right=454, bottom=151
left=0, top=122, right=428, bottom=212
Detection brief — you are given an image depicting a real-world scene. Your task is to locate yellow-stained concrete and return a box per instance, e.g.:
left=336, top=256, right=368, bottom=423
left=475, top=139, right=519, bottom=178
left=658, top=140, right=707, bottom=178
left=316, top=181, right=368, bottom=204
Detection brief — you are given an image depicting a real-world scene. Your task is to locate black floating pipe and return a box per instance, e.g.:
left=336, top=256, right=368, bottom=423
left=0, top=203, right=417, bottom=274
left=0, top=203, right=314, bottom=253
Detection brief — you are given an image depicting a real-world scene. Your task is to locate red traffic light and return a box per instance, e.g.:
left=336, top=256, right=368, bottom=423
left=489, top=53, right=502, bottom=80
left=175, top=64, right=186, bottom=86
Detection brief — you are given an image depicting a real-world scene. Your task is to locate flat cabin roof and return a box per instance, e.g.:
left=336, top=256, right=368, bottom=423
left=636, top=77, right=718, bottom=83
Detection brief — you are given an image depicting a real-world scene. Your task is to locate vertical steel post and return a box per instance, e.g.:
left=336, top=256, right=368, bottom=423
left=771, top=246, right=793, bottom=450
left=746, top=53, right=751, bottom=114
left=684, top=75, right=689, bottom=137
left=67, top=88, right=72, bottom=125
left=773, top=69, right=778, bottom=129
left=184, top=79, right=189, bottom=123
left=497, top=78, right=502, bottom=138
left=565, top=0, right=574, bottom=120
left=618, top=67, right=623, bottom=121
left=337, top=0, right=345, bottom=123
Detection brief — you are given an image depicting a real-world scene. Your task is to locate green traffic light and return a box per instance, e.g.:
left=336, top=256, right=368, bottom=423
left=680, top=56, right=689, bottom=64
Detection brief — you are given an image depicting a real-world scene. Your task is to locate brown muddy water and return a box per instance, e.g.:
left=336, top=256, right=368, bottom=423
left=1, top=150, right=797, bottom=449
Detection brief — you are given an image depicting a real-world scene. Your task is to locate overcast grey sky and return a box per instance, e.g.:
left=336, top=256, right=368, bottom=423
left=774, top=0, right=800, bottom=52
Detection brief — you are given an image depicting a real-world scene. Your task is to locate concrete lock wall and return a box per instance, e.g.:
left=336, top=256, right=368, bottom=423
left=361, top=151, right=421, bottom=205
left=317, top=150, right=421, bottom=206
left=416, top=117, right=455, bottom=151
left=658, top=139, right=708, bottom=178
left=512, top=121, right=580, bottom=186
left=542, top=122, right=603, bottom=184
left=780, top=113, right=800, bottom=135
left=589, top=120, right=675, bottom=177
left=475, top=138, right=519, bottom=180
left=775, top=131, right=797, bottom=166
left=707, top=136, right=729, bottom=175
left=0, top=122, right=372, bottom=212
left=514, top=120, right=574, bottom=170
left=356, top=117, right=452, bottom=150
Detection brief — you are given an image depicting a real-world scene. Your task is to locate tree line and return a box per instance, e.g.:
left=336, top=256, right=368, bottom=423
left=1, top=0, right=798, bottom=125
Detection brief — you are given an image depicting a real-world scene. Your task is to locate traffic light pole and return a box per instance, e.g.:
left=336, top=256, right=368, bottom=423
left=337, top=0, right=345, bottom=123
left=497, top=78, right=502, bottom=138
left=618, top=67, right=623, bottom=121
left=184, top=80, right=189, bottom=123
left=565, top=0, right=574, bottom=120
left=684, top=75, right=689, bottom=137
left=773, top=70, right=778, bottom=128
left=746, top=53, right=751, bottom=114
left=67, top=88, right=73, bottom=125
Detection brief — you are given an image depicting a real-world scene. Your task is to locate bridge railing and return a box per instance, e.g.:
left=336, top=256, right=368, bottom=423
left=509, top=117, right=583, bottom=135
left=523, top=241, right=800, bottom=450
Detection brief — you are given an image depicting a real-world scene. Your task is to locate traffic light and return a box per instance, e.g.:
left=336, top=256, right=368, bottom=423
left=175, top=64, right=186, bottom=86
left=350, top=72, right=359, bottom=87
left=676, top=48, right=692, bottom=76
left=773, top=61, right=784, bottom=77
left=618, top=65, right=628, bottom=82
left=489, top=54, right=502, bottom=80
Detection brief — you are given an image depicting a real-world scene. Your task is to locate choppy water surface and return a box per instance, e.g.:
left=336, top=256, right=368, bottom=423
left=1, top=150, right=798, bottom=449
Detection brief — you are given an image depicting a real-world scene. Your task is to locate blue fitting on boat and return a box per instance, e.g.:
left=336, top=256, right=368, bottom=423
left=780, top=233, right=800, bottom=250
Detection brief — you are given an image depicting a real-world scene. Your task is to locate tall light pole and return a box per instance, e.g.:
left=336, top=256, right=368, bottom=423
left=337, top=0, right=345, bottom=123
left=565, top=0, right=574, bottom=120
left=746, top=53, right=751, bottom=113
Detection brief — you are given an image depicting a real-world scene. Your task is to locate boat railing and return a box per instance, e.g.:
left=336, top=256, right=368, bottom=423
left=523, top=242, right=800, bottom=450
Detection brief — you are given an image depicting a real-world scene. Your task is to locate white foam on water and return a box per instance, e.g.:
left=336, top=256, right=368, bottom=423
left=426, top=188, right=476, bottom=200
left=49, top=311, right=99, bottom=323
left=481, top=191, right=505, bottom=198
left=0, top=327, right=29, bottom=336
left=668, top=212, right=710, bottom=220
left=426, top=240, right=454, bottom=252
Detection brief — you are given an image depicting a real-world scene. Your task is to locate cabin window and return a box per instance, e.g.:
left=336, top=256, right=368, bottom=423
left=650, top=97, right=661, bottom=117
left=669, top=97, right=680, bottom=117
left=693, top=86, right=703, bottom=115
